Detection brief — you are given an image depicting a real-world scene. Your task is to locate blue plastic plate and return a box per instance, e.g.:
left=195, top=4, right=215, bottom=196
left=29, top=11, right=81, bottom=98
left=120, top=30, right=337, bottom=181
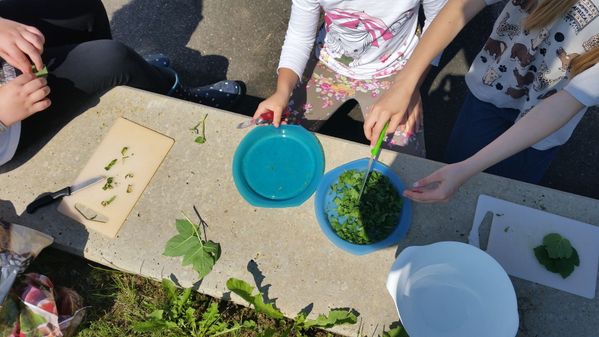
left=314, top=158, right=412, bottom=255
left=233, top=125, right=325, bottom=208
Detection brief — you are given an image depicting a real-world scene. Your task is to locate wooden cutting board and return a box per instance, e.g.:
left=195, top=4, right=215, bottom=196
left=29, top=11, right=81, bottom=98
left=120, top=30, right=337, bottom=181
left=58, top=118, right=174, bottom=238
left=469, top=194, right=599, bottom=299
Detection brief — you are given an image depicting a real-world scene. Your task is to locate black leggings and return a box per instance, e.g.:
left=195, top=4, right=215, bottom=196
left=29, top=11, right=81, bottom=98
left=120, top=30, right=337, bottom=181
left=0, top=0, right=173, bottom=99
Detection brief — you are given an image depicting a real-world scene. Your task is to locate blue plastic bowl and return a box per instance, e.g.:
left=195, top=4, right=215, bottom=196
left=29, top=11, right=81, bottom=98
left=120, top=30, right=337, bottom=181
left=233, top=125, right=325, bottom=208
left=314, top=158, right=412, bottom=255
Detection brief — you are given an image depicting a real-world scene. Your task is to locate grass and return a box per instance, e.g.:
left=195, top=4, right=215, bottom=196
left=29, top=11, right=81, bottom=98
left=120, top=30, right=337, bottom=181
left=26, top=248, right=344, bottom=337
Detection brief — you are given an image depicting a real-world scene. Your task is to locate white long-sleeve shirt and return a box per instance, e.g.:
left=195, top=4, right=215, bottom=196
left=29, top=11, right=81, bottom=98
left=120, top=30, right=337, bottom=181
left=278, top=0, right=447, bottom=80
left=0, top=61, right=19, bottom=167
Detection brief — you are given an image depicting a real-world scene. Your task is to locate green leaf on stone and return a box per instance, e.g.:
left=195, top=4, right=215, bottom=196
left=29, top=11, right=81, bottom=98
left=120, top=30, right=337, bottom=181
left=543, top=233, right=573, bottom=259
left=163, top=216, right=221, bottom=279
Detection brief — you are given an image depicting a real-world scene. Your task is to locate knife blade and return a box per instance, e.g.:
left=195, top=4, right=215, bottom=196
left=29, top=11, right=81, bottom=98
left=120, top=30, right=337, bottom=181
left=357, top=122, right=389, bottom=202
left=26, top=175, right=105, bottom=214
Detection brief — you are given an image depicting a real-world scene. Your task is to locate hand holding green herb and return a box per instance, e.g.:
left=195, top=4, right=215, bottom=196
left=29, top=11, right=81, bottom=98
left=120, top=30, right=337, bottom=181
left=32, top=65, right=48, bottom=77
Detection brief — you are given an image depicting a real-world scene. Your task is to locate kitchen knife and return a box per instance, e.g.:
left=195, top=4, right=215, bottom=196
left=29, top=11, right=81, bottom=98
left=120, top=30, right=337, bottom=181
left=357, top=122, right=389, bottom=202
left=26, top=175, right=105, bottom=214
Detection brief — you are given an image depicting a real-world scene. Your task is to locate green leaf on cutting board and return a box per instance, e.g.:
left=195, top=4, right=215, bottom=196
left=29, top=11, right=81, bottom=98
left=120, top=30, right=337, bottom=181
left=534, top=233, right=580, bottom=279
left=163, top=214, right=221, bottom=279
left=534, top=245, right=559, bottom=273
left=543, top=233, right=573, bottom=259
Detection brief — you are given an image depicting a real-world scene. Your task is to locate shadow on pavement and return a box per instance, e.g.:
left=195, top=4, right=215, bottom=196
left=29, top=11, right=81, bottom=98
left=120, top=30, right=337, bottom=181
left=0, top=92, right=100, bottom=173
left=110, top=0, right=229, bottom=86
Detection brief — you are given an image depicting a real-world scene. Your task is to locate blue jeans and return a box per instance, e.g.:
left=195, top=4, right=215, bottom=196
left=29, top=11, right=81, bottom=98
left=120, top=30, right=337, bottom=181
left=445, top=92, right=558, bottom=184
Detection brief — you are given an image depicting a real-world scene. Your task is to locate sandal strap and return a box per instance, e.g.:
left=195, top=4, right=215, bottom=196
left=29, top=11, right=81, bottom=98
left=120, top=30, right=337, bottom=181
left=164, top=67, right=181, bottom=96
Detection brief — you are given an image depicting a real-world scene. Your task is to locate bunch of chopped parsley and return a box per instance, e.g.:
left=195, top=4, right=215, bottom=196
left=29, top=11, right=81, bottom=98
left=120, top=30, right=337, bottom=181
left=327, top=169, right=403, bottom=245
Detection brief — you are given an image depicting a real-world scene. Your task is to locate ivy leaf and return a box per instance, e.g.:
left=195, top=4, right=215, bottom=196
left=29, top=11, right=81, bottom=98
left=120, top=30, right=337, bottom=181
left=543, top=233, right=573, bottom=259
left=163, top=217, right=221, bottom=279
left=302, top=309, right=358, bottom=329
left=226, top=278, right=284, bottom=319
left=195, top=136, right=206, bottom=144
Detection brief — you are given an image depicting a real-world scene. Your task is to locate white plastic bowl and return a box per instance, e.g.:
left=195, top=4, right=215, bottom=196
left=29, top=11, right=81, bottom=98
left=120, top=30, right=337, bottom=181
left=386, top=242, right=519, bottom=337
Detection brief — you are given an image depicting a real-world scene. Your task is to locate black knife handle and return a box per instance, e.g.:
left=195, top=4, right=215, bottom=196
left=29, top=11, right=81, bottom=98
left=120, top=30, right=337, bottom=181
left=26, top=187, right=71, bottom=214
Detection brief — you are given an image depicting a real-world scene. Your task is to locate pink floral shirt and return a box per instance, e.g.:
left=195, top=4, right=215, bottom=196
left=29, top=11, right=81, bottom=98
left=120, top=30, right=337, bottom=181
left=278, top=0, right=447, bottom=80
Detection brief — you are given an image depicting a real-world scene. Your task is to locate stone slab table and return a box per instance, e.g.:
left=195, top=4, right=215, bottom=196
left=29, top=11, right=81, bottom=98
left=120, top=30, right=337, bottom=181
left=1, top=86, right=598, bottom=337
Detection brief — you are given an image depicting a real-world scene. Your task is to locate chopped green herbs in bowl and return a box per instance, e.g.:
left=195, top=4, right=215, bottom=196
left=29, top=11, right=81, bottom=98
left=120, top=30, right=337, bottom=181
left=329, top=170, right=403, bottom=245
left=314, top=158, right=412, bottom=255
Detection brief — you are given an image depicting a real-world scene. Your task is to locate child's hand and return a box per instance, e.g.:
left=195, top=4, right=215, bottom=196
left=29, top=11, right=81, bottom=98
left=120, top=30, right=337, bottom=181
left=253, top=91, right=290, bottom=127
left=399, top=91, right=423, bottom=137
left=403, top=162, right=473, bottom=203
left=364, top=85, right=422, bottom=147
left=0, top=73, right=51, bottom=127
left=0, top=18, right=45, bottom=74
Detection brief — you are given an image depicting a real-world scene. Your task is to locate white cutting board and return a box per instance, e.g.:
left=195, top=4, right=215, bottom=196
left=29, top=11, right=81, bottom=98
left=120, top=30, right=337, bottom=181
left=469, top=194, right=599, bottom=299
left=58, top=118, right=174, bottom=238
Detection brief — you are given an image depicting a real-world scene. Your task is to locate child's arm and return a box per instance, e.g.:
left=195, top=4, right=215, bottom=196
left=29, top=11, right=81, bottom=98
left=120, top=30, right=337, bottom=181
left=364, top=0, right=487, bottom=144
left=405, top=61, right=599, bottom=202
left=404, top=91, right=585, bottom=202
left=253, top=0, right=320, bottom=127
left=253, top=68, right=298, bottom=127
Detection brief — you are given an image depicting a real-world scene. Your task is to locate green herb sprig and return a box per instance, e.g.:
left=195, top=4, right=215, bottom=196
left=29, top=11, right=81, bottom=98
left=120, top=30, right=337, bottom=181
left=190, top=114, right=208, bottom=144
left=101, top=195, right=116, bottom=207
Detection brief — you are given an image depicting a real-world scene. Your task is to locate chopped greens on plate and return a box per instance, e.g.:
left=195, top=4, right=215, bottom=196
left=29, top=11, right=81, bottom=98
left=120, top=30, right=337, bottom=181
left=327, top=169, right=402, bottom=245
left=104, top=158, right=117, bottom=171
